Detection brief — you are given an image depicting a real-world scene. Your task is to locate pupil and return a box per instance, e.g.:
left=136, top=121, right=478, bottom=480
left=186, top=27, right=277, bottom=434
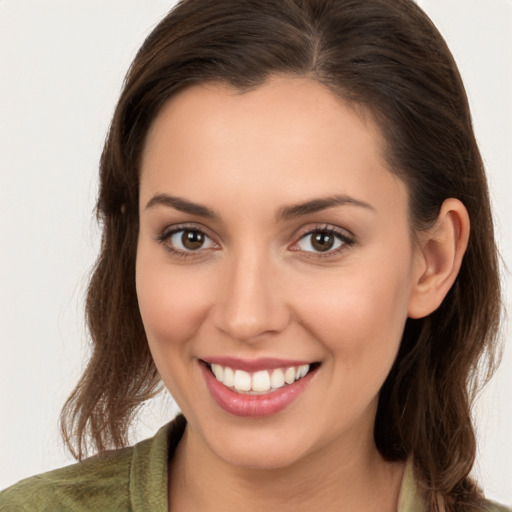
left=182, top=230, right=204, bottom=250
left=312, top=232, right=334, bottom=252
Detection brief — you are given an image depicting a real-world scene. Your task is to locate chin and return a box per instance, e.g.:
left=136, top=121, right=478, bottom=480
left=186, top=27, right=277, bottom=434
left=190, top=411, right=325, bottom=472
left=211, top=436, right=308, bottom=471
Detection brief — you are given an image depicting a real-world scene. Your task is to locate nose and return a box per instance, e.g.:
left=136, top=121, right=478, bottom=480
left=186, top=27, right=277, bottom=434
left=211, top=248, right=290, bottom=343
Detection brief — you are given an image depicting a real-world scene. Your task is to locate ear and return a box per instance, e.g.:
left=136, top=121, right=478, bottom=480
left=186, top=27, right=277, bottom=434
left=408, top=198, right=470, bottom=319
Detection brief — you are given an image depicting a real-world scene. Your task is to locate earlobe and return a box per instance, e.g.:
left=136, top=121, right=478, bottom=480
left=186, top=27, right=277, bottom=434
left=408, top=198, right=470, bottom=319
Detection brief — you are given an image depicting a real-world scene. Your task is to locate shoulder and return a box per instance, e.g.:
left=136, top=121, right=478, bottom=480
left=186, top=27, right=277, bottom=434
left=0, top=445, right=135, bottom=511
left=0, top=416, right=185, bottom=512
left=399, top=458, right=511, bottom=512
left=484, top=500, right=512, bottom=512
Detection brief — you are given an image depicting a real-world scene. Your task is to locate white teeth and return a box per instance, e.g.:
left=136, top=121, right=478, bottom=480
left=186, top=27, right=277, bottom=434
left=233, top=370, right=252, bottom=391
left=284, top=367, right=296, bottom=384
left=297, top=364, right=309, bottom=379
left=210, top=363, right=312, bottom=394
left=252, top=370, right=271, bottom=392
left=270, top=368, right=285, bottom=389
left=211, top=364, right=223, bottom=381
left=223, top=367, right=234, bottom=387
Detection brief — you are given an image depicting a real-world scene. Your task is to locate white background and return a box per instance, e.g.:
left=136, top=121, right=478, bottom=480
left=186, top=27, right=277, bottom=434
left=1, top=0, right=511, bottom=505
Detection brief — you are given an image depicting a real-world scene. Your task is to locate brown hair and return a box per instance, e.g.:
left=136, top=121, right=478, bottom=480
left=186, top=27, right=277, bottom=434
left=61, top=0, right=502, bottom=510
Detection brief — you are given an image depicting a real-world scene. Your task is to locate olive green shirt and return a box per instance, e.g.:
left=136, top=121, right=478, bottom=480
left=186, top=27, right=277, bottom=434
left=1, top=415, right=509, bottom=511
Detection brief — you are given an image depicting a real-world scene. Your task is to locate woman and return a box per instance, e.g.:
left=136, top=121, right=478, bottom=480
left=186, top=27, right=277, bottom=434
left=0, top=0, right=509, bottom=510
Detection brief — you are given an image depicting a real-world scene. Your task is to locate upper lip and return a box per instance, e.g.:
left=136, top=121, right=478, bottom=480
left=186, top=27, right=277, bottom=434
left=200, top=356, right=315, bottom=372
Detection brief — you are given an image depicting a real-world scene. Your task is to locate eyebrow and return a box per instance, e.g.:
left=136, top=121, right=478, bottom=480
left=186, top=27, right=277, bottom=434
left=145, top=194, right=219, bottom=219
left=276, top=194, right=375, bottom=221
left=144, top=193, right=375, bottom=221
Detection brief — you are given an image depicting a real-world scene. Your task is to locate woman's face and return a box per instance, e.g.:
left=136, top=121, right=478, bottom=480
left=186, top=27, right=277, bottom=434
left=136, top=77, right=424, bottom=470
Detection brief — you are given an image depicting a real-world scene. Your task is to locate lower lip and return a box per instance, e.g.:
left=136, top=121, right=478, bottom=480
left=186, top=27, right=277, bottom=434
left=201, top=363, right=316, bottom=417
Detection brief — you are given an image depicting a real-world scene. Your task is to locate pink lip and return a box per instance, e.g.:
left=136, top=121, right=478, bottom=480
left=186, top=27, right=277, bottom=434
left=201, top=356, right=312, bottom=372
left=200, top=361, right=317, bottom=417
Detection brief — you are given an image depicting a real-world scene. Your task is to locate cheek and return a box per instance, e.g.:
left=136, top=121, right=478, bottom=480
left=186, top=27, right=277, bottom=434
left=294, top=260, right=412, bottom=368
left=135, top=248, right=213, bottom=348
left=135, top=248, right=218, bottom=405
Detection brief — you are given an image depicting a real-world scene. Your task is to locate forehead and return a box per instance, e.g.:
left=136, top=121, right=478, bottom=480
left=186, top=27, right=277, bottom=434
left=139, top=77, right=407, bottom=222
left=143, top=77, right=383, bottom=162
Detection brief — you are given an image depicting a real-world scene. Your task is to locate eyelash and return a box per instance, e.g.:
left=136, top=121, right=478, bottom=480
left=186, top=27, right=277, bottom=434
left=291, top=226, right=355, bottom=259
left=156, top=224, right=355, bottom=259
left=156, top=224, right=218, bottom=259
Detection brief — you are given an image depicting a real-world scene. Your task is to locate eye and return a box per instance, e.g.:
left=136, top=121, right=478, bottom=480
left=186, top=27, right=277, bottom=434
left=294, top=228, right=353, bottom=254
left=163, top=228, right=217, bottom=253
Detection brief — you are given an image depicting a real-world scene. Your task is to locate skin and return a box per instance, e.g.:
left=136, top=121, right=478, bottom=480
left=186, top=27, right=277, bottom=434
left=136, top=77, right=469, bottom=511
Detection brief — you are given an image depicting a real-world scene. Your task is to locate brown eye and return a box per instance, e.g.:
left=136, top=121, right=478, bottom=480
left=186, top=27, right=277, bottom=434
left=182, top=230, right=205, bottom=250
left=311, top=232, right=335, bottom=252
left=296, top=229, right=349, bottom=254
left=167, top=228, right=216, bottom=252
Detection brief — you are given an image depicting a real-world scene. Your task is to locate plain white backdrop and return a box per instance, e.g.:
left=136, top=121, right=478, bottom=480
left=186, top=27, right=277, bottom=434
left=1, top=0, right=511, bottom=505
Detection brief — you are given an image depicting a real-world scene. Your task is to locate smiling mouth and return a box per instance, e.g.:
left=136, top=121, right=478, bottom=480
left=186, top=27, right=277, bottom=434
left=203, top=361, right=320, bottom=395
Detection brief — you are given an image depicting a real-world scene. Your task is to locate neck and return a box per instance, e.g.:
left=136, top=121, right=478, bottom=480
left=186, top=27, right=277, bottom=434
left=168, top=421, right=405, bottom=512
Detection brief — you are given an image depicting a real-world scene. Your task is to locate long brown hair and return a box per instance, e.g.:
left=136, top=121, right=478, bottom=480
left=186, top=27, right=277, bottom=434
left=61, top=1, right=502, bottom=510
